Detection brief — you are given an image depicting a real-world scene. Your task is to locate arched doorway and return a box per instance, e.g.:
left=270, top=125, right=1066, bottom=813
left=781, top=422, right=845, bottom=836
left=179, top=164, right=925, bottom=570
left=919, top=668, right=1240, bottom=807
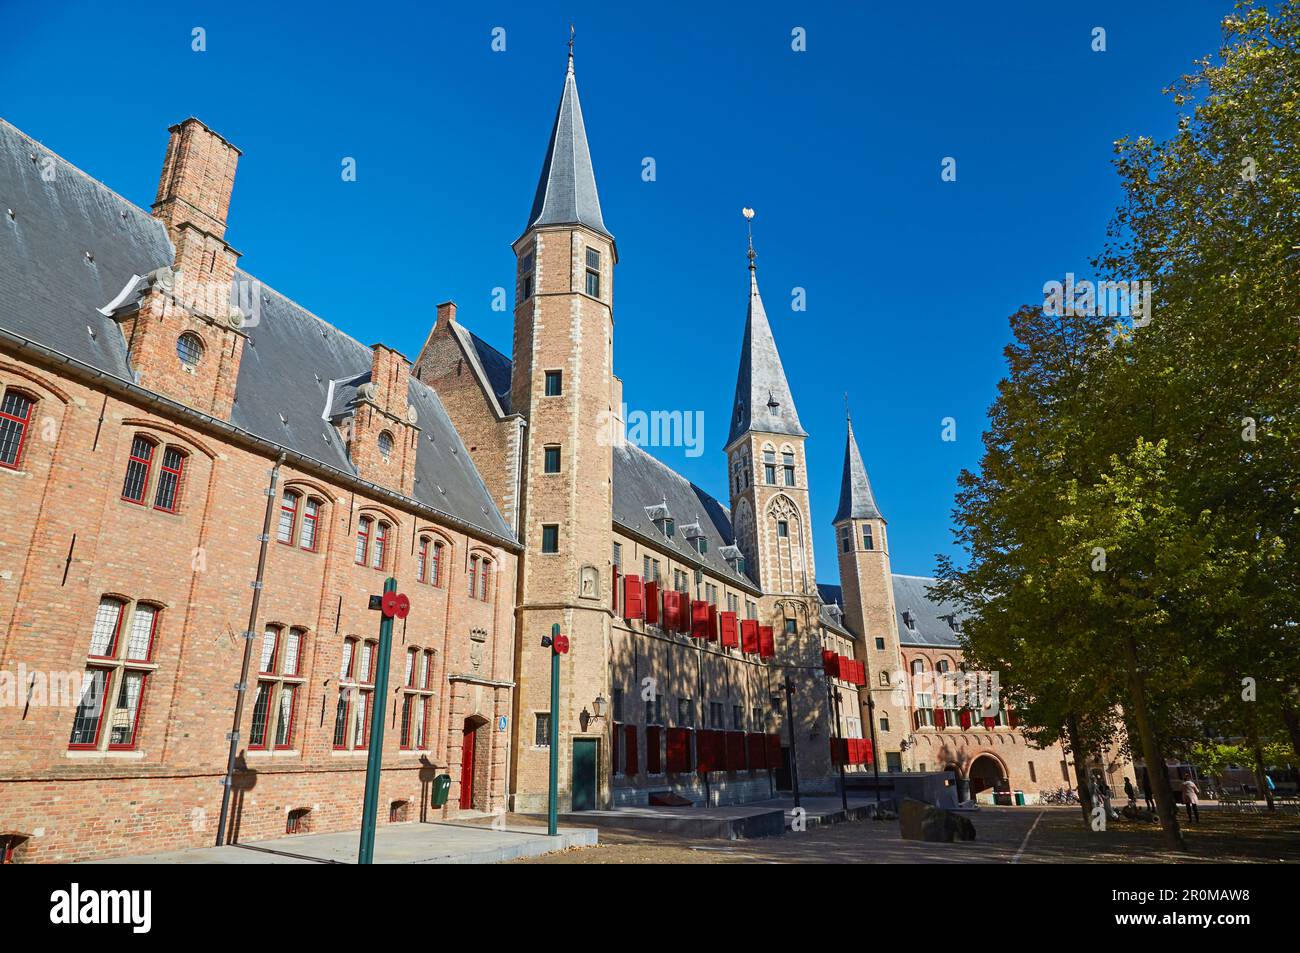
left=968, top=754, right=1005, bottom=796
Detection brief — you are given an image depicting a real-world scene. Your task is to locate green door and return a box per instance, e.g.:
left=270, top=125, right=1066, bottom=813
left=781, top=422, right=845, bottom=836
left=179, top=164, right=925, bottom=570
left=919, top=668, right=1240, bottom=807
left=572, top=739, right=598, bottom=811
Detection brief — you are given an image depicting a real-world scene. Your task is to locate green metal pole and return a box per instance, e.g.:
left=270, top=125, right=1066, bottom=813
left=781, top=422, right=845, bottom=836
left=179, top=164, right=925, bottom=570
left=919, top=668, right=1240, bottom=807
left=358, top=577, right=397, bottom=864
left=548, top=623, right=560, bottom=836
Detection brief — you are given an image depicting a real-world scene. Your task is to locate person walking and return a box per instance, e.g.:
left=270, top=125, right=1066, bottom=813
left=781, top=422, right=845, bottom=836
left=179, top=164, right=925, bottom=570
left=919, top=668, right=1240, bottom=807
left=1141, top=769, right=1156, bottom=812
left=1124, top=776, right=1137, bottom=809
left=1181, top=776, right=1200, bottom=823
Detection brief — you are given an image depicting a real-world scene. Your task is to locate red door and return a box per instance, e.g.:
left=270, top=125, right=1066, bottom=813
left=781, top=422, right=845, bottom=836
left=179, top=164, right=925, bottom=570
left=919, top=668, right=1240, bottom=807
left=459, top=722, right=476, bottom=810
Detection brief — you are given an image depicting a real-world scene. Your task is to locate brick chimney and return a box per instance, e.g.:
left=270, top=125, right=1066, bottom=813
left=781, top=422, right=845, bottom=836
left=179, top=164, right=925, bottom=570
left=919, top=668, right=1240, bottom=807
left=118, top=118, right=246, bottom=418
left=348, top=344, right=419, bottom=495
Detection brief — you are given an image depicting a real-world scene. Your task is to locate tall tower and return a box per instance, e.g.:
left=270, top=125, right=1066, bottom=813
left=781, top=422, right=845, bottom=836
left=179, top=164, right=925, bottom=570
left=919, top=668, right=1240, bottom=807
left=509, top=45, right=617, bottom=813
left=724, top=232, right=815, bottom=597
left=833, top=414, right=911, bottom=770
left=725, top=224, right=829, bottom=782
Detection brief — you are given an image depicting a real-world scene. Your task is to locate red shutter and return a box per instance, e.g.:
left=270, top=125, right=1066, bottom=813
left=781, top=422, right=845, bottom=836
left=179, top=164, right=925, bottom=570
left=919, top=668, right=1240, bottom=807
left=679, top=594, right=693, bottom=633
left=846, top=738, right=859, bottom=764
left=741, top=619, right=760, bottom=654
left=612, top=566, right=620, bottom=611
left=913, top=710, right=921, bottom=731
left=822, top=649, right=838, bottom=676
left=707, top=605, right=719, bottom=642
left=934, top=708, right=946, bottom=729
left=857, top=661, right=867, bottom=685
left=758, top=626, right=775, bottom=658
left=960, top=709, right=972, bottom=730
left=747, top=732, right=767, bottom=769
left=1009, top=709, right=1020, bottom=728
left=766, top=733, right=782, bottom=769
left=625, top=724, right=639, bottom=776
left=983, top=716, right=996, bottom=730
left=645, top=582, right=660, bottom=625
left=697, top=730, right=720, bottom=773
left=666, top=727, right=692, bottom=772
left=690, top=600, right=710, bottom=639
left=861, top=737, right=874, bottom=765
left=623, top=574, right=644, bottom=621
left=612, top=722, right=622, bottom=772
left=720, top=612, right=739, bottom=648
left=725, top=731, right=746, bottom=771
left=646, top=725, right=662, bottom=774
left=660, top=590, right=675, bottom=630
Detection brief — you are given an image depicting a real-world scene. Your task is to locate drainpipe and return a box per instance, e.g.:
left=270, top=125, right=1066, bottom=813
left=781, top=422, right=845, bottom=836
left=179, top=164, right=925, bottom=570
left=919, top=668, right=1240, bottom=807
left=215, top=452, right=286, bottom=846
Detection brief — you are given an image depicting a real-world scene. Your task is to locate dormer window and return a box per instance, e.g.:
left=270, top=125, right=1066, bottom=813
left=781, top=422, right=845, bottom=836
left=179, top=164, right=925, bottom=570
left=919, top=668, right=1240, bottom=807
left=663, top=518, right=675, bottom=538
left=378, top=430, right=394, bottom=462
left=902, top=610, right=916, bottom=631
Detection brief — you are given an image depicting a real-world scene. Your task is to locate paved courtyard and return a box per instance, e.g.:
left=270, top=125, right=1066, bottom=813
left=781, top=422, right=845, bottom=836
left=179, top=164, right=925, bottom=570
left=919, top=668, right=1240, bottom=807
left=512, top=804, right=1300, bottom=864
left=89, top=820, right=595, bottom=864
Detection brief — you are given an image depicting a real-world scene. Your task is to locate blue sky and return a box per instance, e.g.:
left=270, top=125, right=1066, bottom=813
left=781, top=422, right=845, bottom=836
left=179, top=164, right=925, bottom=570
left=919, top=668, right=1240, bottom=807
left=2, top=0, right=1231, bottom=577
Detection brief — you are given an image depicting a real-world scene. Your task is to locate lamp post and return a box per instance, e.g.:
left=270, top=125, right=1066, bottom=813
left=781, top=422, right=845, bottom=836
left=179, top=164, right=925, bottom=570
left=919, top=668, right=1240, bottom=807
left=783, top=676, right=800, bottom=808
left=864, top=694, right=882, bottom=811
left=829, top=685, right=848, bottom=811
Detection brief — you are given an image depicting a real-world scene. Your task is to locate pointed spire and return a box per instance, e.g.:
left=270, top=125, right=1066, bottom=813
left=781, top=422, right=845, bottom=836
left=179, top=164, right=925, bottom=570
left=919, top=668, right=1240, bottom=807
left=835, top=411, right=883, bottom=523
left=727, top=209, right=804, bottom=446
left=523, top=33, right=612, bottom=241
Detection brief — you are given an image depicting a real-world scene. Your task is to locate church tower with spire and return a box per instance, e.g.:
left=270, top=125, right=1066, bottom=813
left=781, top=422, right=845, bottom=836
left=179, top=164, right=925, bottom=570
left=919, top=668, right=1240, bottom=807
left=724, top=227, right=816, bottom=597
left=509, top=41, right=618, bottom=812
left=833, top=414, right=911, bottom=770
left=725, top=220, right=830, bottom=782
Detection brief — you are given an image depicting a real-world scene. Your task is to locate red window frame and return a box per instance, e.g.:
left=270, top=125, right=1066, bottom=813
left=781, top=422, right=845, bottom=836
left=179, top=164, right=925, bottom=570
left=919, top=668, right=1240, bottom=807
left=88, top=598, right=125, bottom=659
left=399, top=693, right=415, bottom=749
left=355, top=517, right=371, bottom=565
left=371, top=521, right=389, bottom=570
left=278, top=490, right=299, bottom=544
left=332, top=689, right=352, bottom=750
left=282, top=628, right=304, bottom=676
left=431, top=542, right=443, bottom=587
left=417, top=537, right=429, bottom=582
left=106, top=670, right=148, bottom=751
left=299, top=497, right=320, bottom=551
left=124, top=603, right=160, bottom=662
left=0, top=389, right=34, bottom=470
left=480, top=559, right=491, bottom=600
left=405, top=648, right=418, bottom=687
left=247, top=680, right=276, bottom=750
left=67, top=666, right=111, bottom=750
left=121, top=436, right=156, bottom=504
left=274, top=684, right=299, bottom=750
left=340, top=637, right=358, bottom=680
left=358, top=640, right=376, bottom=683
left=153, top=446, right=186, bottom=513
left=259, top=626, right=281, bottom=675
left=468, top=556, right=478, bottom=597
left=354, top=691, right=373, bottom=749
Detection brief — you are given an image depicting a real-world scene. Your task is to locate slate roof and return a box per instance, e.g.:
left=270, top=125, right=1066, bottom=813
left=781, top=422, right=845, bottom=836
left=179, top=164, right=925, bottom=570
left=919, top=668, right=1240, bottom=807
left=892, top=574, right=964, bottom=648
left=726, top=264, right=805, bottom=446
left=834, top=416, right=883, bottom=522
left=0, top=118, right=512, bottom=543
left=524, top=54, right=611, bottom=242
left=818, top=578, right=964, bottom=647
left=612, top=442, right=758, bottom=591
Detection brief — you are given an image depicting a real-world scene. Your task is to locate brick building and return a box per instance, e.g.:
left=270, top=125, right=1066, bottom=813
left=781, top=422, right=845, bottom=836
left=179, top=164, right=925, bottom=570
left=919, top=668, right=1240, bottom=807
left=1, top=49, right=1112, bottom=861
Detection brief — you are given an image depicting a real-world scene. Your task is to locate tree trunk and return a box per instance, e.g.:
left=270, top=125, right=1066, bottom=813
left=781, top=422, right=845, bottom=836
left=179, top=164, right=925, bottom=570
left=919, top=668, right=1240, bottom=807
left=1247, top=723, right=1275, bottom=812
left=1123, top=634, right=1184, bottom=850
left=1066, top=713, right=1094, bottom=828
left=1281, top=699, right=1300, bottom=767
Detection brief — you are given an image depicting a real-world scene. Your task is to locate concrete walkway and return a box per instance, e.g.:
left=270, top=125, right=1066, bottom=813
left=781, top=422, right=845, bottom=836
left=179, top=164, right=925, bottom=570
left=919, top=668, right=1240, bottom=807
left=88, top=821, right=596, bottom=864
left=552, top=795, right=881, bottom=840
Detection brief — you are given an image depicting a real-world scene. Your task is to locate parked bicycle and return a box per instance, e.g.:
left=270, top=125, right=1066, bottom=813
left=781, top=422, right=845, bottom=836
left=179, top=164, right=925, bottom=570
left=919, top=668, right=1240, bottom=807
left=1038, top=786, right=1079, bottom=805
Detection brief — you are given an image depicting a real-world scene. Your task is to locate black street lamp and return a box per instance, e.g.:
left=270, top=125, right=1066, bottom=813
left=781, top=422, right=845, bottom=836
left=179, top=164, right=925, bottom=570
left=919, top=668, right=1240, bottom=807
left=828, top=683, right=848, bottom=811
left=863, top=694, right=882, bottom=811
